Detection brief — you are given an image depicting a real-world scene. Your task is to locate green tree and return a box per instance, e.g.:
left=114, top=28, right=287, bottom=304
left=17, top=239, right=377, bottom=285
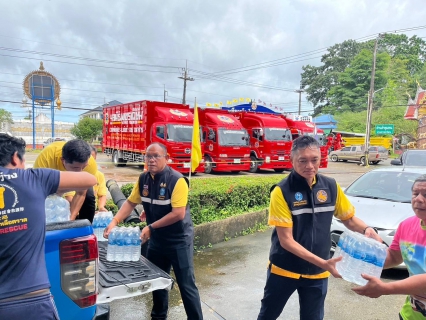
left=70, top=117, right=103, bottom=142
left=326, top=49, right=390, bottom=113
left=0, top=108, right=13, bottom=130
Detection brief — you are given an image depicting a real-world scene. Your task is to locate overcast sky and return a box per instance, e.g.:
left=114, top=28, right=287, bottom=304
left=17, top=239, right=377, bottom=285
left=0, top=0, right=425, bottom=123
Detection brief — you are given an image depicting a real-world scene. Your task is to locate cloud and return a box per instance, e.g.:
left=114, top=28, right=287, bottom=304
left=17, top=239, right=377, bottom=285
left=0, top=0, right=424, bottom=122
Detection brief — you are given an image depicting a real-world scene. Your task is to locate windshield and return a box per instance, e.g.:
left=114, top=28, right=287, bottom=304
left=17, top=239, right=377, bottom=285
left=304, top=133, right=326, bottom=146
left=404, top=152, right=426, bottom=166
left=218, top=129, right=249, bottom=146
left=166, top=124, right=193, bottom=142
left=264, top=128, right=292, bottom=141
left=345, top=171, right=420, bottom=202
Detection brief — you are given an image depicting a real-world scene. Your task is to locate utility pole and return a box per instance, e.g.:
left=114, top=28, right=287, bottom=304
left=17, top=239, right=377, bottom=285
left=295, top=82, right=304, bottom=116
left=363, top=33, right=382, bottom=167
left=178, top=60, right=194, bottom=105
left=163, top=84, right=167, bottom=102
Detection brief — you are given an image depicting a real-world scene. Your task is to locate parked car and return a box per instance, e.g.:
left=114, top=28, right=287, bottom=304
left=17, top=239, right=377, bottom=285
left=329, top=145, right=388, bottom=165
left=330, top=166, right=426, bottom=269
left=391, top=149, right=426, bottom=166
left=43, top=137, right=66, bottom=148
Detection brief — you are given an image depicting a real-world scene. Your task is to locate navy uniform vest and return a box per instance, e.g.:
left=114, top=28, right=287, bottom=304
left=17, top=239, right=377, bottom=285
left=269, top=171, right=338, bottom=275
left=138, top=166, right=193, bottom=249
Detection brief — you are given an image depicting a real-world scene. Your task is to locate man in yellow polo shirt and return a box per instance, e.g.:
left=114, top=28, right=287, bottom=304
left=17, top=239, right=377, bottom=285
left=104, top=142, right=202, bottom=320
left=34, top=139, right=98, bottom=222
left=64, top=145, right=108, bottom=212
left=257, top=136, right=383, bottom=320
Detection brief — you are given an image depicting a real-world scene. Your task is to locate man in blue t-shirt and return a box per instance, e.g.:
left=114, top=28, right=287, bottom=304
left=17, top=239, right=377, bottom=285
left=0, top=134, right=96, bottom=319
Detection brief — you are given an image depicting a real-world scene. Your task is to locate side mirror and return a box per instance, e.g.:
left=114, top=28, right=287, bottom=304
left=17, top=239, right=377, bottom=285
left=390, top=159, right=402, bottom=166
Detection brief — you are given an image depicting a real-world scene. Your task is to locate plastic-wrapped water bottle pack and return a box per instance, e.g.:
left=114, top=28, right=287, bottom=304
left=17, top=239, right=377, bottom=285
left=92, top=211, right=113, bottom=241
left=106, top=226, right=142, bottom=262
left=333, top=230, right=387, bottom=285
left=45, top=194, right=71, bottom=223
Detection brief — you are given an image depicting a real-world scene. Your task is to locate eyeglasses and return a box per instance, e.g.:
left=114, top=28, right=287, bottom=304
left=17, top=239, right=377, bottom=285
left=145, top=154, right=166, bottom=160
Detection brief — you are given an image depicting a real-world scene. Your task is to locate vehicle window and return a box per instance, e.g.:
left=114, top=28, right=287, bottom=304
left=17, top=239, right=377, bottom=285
left=156, top=126, right=165, bottom=139
left=378, top=147, right=387, bottom=153
left=368, top=147, right=377, bottom=152
left=341, top=147, right=350, bottom=151
left=405, top=152, right=426, bottom=166
left=345, top=171, right=421, bottom=202
left=166, top=124, right=192, bottom=142
left=351, top=147, right=356, bottom=151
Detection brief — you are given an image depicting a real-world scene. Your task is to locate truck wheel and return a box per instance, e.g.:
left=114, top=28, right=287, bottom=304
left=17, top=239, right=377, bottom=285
left=274, top=169, right=285, bottom=173
left=330, top=154, right=338, bottom=162
left=249, top=156, right=259, bottom=173
left=360, top=156, right=366, bottom=166
left=372, top=161, right=380, bottom=165
left=113, top=150, right=126, bottom=167
left=204, top=155, right=213, bottom=174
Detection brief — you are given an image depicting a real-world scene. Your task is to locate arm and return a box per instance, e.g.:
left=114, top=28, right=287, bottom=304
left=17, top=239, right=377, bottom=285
left=341, top=216, right=383, bottom=242
left=103, top=200, right=137, bottom=237
left=384, top=248, right=403, bottom=269
left=97, top=195, right=107, bottom=212
left=69, top=190, right=87, bottom=220
left=276, top=227, right=342, bottom=278
left=353, top=273, right=426, bottom=298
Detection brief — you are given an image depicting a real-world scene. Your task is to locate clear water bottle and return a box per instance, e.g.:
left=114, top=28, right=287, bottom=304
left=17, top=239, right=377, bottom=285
left=333, top=232, right=348, bottom=259
left=115, top=228, right=125, bottom=262
left=123, top=227, right=133, bottom=261
left=98, top=213, right=108, bottom=242
left=107, top=228, right=118, bottom=261
left=131, top=227, right=141, bottom=261
left=92, top=215, right=100, bottom=239
left=372, top=243, right=387, bottom=279
left=362, top=238, right=377, bottom=281
left=336, top=231, right=355, bottom=276
left=350, top=237, right=367, bottom=285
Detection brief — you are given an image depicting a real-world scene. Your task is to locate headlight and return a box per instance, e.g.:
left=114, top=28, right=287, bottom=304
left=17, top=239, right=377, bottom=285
left=219, top=154, right=227, bottom=158
left=167, top=159, right=173, bottom=163
left=244, top=154, right=250, bottom=158
left=265, top=156, right=271, bottom=163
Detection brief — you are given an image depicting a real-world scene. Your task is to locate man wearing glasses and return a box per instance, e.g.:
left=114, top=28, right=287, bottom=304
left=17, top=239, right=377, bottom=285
left=104, top=142, right=203, bottom=320
left=257, top=135, right=382, bottom=320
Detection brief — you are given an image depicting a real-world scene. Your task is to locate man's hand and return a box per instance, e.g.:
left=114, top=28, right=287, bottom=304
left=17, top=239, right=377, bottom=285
left=364, top=227, right=383, bottom=243
left=140, top=210, right=146, bottom=222
left=98, top=207, right=108, bottom=212
left=103, top=218, right=119, bottom=239
left=141, top=225, right=150, bottom=243
left=352, top=274, right=386, bottom=298
left=322, top=256, right=343, bottom=278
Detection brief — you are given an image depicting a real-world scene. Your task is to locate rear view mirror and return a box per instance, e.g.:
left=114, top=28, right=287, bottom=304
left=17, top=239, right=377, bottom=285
left=390, top=159, right=402, bottom=166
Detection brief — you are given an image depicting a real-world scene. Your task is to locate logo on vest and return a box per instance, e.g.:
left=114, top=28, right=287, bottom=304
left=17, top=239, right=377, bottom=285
left=159, top=187, right=166, bottom=200
left=316, top=190, right=328, bottom=203
left=142, top=185, right=149, bottom=197
left=160, top=182, right=166, bottom=188
left=293, top=192, right=307, bottom=207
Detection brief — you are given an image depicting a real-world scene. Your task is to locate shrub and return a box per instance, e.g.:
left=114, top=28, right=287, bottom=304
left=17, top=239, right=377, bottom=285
left=120, top=175, right=286, bottom=225
left=121, top=183, right=135, bottom=198
left=105, top=199, right=118, bottom=214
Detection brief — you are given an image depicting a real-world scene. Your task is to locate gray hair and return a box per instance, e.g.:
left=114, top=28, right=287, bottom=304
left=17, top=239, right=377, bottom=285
left=290, top=135, right=320, bottom=158
left=413, top=174, right=426, bottom=190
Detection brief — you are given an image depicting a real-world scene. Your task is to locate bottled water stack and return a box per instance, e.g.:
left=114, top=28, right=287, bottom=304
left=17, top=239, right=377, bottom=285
left=334, top=230, right=387, bottom=285
left=106, top=226, right=142, bottom=262
left=92, top=212, right=113, bottom=241
left=45, top=195, right=71, bottom=223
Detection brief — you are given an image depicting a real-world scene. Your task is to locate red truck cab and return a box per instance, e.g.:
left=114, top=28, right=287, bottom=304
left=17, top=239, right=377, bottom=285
left=198, top=108, right=250, bottom=173
left=234, top=112, right=292, bottom=173
left=283, top=115, right=329, bottom=168
left=103, top=101, right=203, bottom=174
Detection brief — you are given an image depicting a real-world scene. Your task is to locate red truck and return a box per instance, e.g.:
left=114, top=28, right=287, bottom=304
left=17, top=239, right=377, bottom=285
left=233, top=111, right=293, bottom=173
left=197, top=108, right=251, bottom=173
left=283, top=115, right=329, bottom=168
left=103, top=100, right=203, bottom=173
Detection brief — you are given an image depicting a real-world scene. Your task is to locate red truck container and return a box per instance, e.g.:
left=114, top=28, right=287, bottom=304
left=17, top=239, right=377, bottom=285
left=103, top=100, right=203, bottom=173
left=283, top=115, right=329, bottom=168
left=197, top=108, right=251, bottom=173
left=233, top=111, right=293, bottom=173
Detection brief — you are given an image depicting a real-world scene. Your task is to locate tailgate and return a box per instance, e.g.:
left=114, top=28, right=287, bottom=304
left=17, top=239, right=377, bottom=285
left=97, top=242, right=173, bottom=303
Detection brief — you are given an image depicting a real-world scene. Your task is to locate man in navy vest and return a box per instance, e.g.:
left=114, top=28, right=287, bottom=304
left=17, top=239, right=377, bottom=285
left=257, top=135, right=382, bottom=320
left=104, top=142, right=203, bottom=320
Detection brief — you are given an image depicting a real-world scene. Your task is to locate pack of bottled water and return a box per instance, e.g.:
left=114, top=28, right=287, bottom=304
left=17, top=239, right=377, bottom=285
left=333, top=230, right=387, bottom=285
left=106, top=226, right=142, bottom=262
left=45, top=194, right=71, bottom=223
left=92, top=212, right=114, bottom=241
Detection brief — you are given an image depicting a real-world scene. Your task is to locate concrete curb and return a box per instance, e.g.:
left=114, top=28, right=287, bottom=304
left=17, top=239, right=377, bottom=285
left=193, top=209, right=269, bottom=247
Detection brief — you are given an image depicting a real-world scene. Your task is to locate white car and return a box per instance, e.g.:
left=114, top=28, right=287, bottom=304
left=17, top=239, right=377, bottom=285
left=330, top=166, right=426, bottom=269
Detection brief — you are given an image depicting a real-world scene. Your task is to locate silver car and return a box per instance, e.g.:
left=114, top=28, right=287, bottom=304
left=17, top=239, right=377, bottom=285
left=330, top=166, right=426, bottom=269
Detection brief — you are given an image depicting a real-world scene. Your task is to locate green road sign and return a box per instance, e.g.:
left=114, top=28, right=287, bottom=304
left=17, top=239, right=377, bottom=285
left=375, top=124, right=394, bottom=135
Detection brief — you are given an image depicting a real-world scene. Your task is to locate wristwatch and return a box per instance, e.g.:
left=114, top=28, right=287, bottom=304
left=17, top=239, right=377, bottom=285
left=363, top=226, right=378, bottom=234
left=148, top=224, right=155, bottom=234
